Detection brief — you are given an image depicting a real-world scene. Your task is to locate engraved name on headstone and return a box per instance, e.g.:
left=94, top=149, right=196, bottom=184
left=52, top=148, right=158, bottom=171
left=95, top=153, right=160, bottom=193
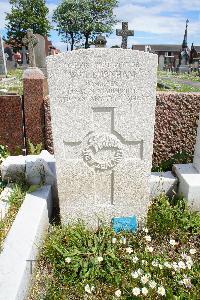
left=47, top=49, right=157, bottom=227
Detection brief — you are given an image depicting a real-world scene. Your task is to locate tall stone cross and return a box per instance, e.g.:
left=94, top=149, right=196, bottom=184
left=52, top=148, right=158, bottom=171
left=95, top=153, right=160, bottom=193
left=116, top=22, right=134, bottom=49
left=22, top=29, right=38, bottom=67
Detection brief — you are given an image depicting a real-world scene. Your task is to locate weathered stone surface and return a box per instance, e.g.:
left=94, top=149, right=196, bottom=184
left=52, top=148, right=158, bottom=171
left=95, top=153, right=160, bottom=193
left=47, top=49, right=157, bottom=227
left=193, top=114, right=200, bottom=173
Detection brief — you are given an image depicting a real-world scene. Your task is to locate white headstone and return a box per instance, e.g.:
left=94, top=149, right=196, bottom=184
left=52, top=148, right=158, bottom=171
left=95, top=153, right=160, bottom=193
left=0, top=35, right=7, bottom=76
left=47, top=49, right=157, bottom=227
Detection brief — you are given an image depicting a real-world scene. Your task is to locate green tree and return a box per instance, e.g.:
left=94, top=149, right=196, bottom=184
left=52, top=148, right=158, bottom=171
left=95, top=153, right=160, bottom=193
left=5, top=0, right=51, bottom=49
left=52, top=1, right=82, bottom=51
left=53, top=0, right=119, bottom=50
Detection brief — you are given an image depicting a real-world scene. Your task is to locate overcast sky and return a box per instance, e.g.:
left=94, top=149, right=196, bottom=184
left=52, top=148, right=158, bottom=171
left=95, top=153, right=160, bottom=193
left=0, top=0, right=199, bottom=51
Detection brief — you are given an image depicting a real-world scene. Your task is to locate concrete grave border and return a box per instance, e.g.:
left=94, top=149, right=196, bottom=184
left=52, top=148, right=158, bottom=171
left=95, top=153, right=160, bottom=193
left=0, top=185, right=52, bottom=300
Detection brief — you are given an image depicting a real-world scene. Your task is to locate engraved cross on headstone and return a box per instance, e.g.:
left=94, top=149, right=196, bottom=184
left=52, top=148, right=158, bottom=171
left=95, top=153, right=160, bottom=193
left=116, top=22, right=134, bottom=49
left=22, top=29, right=38, bottom=67
left=64, top=107, right=143, bottom=205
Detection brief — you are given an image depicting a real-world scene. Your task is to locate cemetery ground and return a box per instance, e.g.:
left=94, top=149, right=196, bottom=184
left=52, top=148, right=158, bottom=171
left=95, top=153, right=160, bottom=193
left=0, top=69, right=23, bottom=95
left=28, top=194, right=200, bottom=300
left=158, top=71, right=200, bottom=92
left=1, top=68, right=200, bottom=94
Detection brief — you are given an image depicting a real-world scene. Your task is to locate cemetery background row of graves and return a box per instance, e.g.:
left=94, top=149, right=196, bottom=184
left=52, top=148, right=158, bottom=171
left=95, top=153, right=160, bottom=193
left=0, top=23, right=200, bottom=170
left=0, top=37, right=200, bottom=300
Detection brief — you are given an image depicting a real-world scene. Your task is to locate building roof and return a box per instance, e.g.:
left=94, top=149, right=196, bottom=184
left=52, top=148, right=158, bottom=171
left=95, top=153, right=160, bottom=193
left=132, top=44, right=200, bottom=53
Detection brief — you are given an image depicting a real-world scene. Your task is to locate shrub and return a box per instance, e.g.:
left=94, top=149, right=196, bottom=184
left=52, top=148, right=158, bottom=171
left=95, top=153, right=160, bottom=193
left=29, top=195, right=200, bottom=300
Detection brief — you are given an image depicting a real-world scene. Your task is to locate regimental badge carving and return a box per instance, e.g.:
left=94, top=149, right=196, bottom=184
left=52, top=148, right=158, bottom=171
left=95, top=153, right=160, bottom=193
left=82, top=133, right=124, bottom=170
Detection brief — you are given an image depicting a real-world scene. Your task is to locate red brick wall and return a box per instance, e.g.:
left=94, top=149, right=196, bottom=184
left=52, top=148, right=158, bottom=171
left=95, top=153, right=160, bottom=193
left=153, top=92, right=200, bottom=166
left=0, top=95, right=24, bottom=153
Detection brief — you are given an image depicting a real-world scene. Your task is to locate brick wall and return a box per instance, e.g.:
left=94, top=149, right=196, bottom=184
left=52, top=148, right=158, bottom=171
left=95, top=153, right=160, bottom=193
left=153, top=92, right=200, bottom=166
left=0, top=95, right=24, bottom=153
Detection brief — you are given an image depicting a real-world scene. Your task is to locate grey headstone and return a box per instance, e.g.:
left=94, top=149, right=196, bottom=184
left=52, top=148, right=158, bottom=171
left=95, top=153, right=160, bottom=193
left=47, top=49, right=158, bottom=227
left=159, top=55, right=165, bottom=70
left=34, top=34, right=46, bottom=75
left=0, top=35, right=7, bottom=76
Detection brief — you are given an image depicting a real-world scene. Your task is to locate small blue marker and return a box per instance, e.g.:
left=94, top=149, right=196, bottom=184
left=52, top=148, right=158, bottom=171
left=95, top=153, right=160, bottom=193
left=112, top=216, right=138, bottom=233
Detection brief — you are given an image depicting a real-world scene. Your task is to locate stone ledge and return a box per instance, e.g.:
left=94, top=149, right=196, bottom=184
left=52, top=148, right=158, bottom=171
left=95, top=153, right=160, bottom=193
left=0, top=185, right=52, bottom=300
left=150, top=171, right=178, bottom=198
left=173, top=164, right=200, bottom=211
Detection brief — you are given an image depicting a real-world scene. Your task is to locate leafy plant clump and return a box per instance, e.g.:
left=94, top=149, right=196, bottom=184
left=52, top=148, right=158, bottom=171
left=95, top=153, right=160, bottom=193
left=0, top=144, right=10, bottom=164
left=0, top=183, right=27, bottom=251
left=152, top=151, right=193, bottom=172
left=27, top=140, right=43, bottom=155
left=29, top=195, right=200, bottom=300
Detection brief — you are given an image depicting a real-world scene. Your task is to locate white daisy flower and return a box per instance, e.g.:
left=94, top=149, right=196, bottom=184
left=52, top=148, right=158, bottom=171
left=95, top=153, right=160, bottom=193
left=169, top=239, right=177, bottom=246
left=65, top=257, right=71, bottom=263
left=85, top=284, right=91, bottom=294
left=178, top=261, right=186, bottom=269
left=146, top=246, right=154, bottom=253
left=189, top=248, right=196, bottom=255
left=141, top=275, right=149, bottom=284
left=142, top=260, right=148, bottom=266
left=126, top=247, right=133, bottom=254
left=137, top=268, right=144, bottom=276
left=112, top=237, right=117, bottom=244
left=172, top=262, right=179, bottom=271
left=120, top=237, right=127, bottom=245
left=149, top=280, right=157, bottom=289
left=186, top=261, right=193, bottom=270
left=157, top=286, right=166, bottom=296
left=132, top=256, right=139, bottom=263
left=131, top=271, right=139, bottom=278
left=152, top=260, right=159, bottom=267
left=115, top=289, right=121, bottom=297
left=97, top=256, right=103, bottom=263
left=182, top=276, right=192, bottom=288
left=132, top=287, right=140, bottom=296
left=142, top=287, right=148, bottom=296
left=164, top=262, right=171, bottom=268
left=144, top=235, right=152, bottom=242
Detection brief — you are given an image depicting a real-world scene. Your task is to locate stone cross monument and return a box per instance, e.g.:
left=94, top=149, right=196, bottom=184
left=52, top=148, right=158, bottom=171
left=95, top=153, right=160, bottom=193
left=116, top=22, right=134, bottom=49
left=22, top=29, right=38, bottom=67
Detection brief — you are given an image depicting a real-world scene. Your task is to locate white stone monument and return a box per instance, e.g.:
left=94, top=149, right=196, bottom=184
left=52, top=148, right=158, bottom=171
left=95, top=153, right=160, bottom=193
left=47, top=49, right=157, bottom=227
left=0, top=35, right=7, bottom=76
left=174, top=114, right=200, bottom=211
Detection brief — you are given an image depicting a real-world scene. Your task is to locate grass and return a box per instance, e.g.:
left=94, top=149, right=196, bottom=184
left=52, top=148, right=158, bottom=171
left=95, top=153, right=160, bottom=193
left=158, top=71, right=200, bottom=83
left=29, top=194, right=200, bottom=300
left=0, top=69, right=23, bottom=95
left=0, top=182, right=27, bottom=251
left=157, top=70, right=200, bottom=92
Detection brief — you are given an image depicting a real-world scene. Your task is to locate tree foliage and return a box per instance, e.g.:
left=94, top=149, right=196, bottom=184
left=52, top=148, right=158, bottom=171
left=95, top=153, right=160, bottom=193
left=53, top=0, right=119, bottom=50
left=5, top=0, right=51, bottom=49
